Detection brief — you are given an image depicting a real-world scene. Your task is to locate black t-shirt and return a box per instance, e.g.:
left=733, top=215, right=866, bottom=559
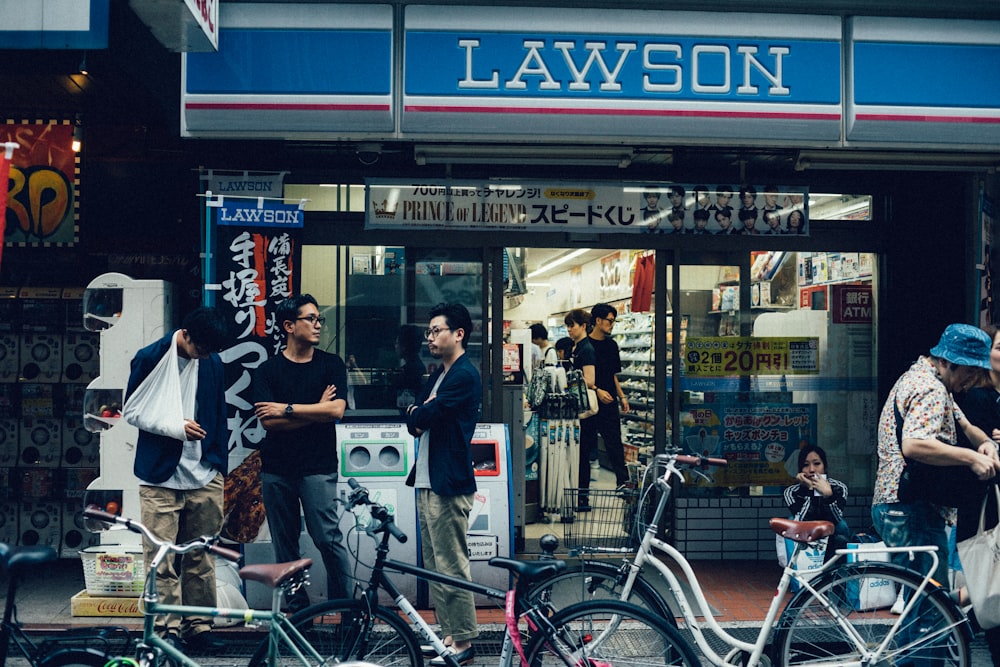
left=571, top=337, right=596, bottom=372
left=252, top=349, right=348, bottom=476
left=588, top=335, right=622, bottom=392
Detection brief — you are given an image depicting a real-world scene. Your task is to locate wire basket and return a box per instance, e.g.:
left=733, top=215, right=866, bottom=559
left=80, top=546, right=145, bottom=597
left=562, top=488, right=641, bottom=552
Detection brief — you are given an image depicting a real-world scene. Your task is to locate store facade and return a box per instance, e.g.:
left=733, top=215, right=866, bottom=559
left=3, top=2, right=999, bottom=560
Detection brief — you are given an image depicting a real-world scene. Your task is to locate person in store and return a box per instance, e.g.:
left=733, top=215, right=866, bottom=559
left=783, top=444, right=850, bottom=561
left=691, top=208, right=711, bottom=234
left=530, top=323, right=555, bottom=367
left=404, top=302, right=481, bottom=666
left=762, top=210, right=785, bottom=234
left=565, top=308, right=597, bottom=508
left=123, top=306, right=230, bottom=653
left=786, top=209, right=806, bottom=234
left=953, top=326, right=1000, bottom=664
left=872, top=323, right=1000, bottom=591
left=554, top=336, right=574, bottom=370
left=252, top=295, right=353, bottom=612
left=395, top=324, right=426, bottom=414
left=739, top=207, right=760, bottom=234
left=585, top=304, right=631, bottom=494
left=714, top=208, right=737, bottom=234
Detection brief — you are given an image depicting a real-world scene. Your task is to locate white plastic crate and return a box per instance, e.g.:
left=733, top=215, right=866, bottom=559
left=80, top=546, right=145, bottom=597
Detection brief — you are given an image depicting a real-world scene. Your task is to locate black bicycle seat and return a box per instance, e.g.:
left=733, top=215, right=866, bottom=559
left=489, top=557, right=566, bottom=584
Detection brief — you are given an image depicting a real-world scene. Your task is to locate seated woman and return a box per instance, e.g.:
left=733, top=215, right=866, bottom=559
left=783, top=445, right=851, bottom=560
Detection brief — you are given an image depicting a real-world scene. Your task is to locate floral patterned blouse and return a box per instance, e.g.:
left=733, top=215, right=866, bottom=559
left=873, top=356, right=966, bottom=510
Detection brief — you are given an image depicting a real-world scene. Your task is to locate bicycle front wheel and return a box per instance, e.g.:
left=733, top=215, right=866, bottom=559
left=524, top=599, right=699, bottom=667
left=38, top=648, right=113, bottom=667
left=528, top=559, right=675, bottom=622
left=773, top=562, right=971, bottom=667
left=247, top=599, right=421, bottom=667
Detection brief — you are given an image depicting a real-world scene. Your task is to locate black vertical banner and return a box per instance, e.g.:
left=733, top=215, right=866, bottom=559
left=208, top=197, right=304, bottom=454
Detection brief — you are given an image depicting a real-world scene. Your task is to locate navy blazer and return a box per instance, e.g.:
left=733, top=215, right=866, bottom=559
left=127, top=332, right=228, bottom=484
left=405, top=353, right=481, bottom=497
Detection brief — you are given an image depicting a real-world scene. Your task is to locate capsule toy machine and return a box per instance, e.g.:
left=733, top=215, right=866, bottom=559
left=82, top=273, right=174, bottom=547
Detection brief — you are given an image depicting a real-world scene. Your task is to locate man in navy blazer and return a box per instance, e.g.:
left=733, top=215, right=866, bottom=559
left=125, top=307, right=229, bottom=652
left=405, top=302, right=481, bottom=665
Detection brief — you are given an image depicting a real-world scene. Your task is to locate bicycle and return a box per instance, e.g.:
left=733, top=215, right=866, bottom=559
left=244, top=477, right=700, bottom=667
left=530, top=450, right=974, bottom=666
left=82, top=504, right=355, bottom=667
left=0, top=542, right=130, bottom=667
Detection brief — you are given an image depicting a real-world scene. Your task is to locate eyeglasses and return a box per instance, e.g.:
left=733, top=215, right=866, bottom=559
left=296, top=315, right=326, bottom=326
left=424, top=326, right=452, bottom=339
left=602, top=317, right=616, bottom=325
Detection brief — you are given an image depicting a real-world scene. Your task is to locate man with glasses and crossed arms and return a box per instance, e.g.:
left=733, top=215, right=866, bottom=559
left=585, top=303, right=631, bottom=493
left=253, top=294, right=352, bottom=612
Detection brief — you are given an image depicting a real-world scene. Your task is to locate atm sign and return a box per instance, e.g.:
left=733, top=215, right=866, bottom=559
left=831, top=285, right=873, bottom=324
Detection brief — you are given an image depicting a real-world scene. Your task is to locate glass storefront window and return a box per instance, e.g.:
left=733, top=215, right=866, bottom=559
left=677, top=252, right=877, bottom=497
left=301, top=245, right=483, bottom=417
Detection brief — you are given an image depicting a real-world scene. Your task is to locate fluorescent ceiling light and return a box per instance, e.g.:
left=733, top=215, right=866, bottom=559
left=527, top=248, right=591, bottom=279
left=795, top=150, right=1000, bottom=172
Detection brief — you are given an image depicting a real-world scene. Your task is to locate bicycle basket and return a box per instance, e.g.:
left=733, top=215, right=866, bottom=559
left=80, top=546, right=145, bottom=597
left=562, top=488, right=641, bottom=552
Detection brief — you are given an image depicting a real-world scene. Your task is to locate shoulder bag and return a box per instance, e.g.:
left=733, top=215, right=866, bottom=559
left=893, top=400, right=977, bottom=506
left=956, top=484, right=1000, bottom=629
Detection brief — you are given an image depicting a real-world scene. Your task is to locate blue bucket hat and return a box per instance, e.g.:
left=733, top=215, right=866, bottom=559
left=929, top=323, right=992, bottom=369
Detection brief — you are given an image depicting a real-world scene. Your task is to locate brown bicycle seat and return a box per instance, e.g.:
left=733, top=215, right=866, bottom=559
left=769, top=518, right=834, bottom=543
left=240, top=558, right=313, bottom=588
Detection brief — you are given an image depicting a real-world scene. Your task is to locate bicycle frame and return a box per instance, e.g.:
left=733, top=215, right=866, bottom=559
left=618, top=456, right=955, bottom=667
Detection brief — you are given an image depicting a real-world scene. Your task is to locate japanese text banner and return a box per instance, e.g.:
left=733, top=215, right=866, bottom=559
left=685, top=337, right=820, bottom=376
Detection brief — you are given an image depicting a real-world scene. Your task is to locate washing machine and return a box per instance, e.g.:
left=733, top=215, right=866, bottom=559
left=62, top=417, right=99, bottom=467
left=0, top=335, right=18, bottom=383
left=19, top=500, right=61, bottom=548
left=0, top=502, right=19, bottom=544
left=61, top=501, right=100, bottom=557
left=20, top=418, right=61, bottom=467
left=62, top=332, right=100, bottom=384
left=0, top=419, right=17, bottom=467
left=19, top=334, right=62, bottom=383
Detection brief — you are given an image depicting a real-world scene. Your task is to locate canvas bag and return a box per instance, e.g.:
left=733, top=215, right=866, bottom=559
left=956, top=484, right=1000, bottom=629
left=122, top=331, right=195, bottom=442
left=566, top=369, right=598, bottom=419
left=845, top=539, right=897, bottom=611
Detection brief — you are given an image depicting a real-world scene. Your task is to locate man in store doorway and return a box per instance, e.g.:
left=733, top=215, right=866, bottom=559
left=584, top=303, right=631, bottom=494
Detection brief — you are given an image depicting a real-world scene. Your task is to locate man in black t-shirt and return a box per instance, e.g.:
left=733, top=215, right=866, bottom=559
left=253, top=294, right=352, bottom=611
left=584, top=303, right=631, bottom=490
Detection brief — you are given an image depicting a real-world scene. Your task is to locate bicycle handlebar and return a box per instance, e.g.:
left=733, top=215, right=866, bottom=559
left=674, top=454, right=729, bottom=468
left=347, top=478, right=408, bottom=544
left=83, top=505, right=242, bottom=562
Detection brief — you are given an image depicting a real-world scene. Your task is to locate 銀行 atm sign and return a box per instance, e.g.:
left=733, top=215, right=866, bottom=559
left=831, top=284, right=873, bottom=324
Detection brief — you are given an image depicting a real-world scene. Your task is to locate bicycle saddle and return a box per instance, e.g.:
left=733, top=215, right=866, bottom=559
left=0, top=544, right=57, bottom=575
left=240, top=558, right=313, bottom=588
left=769, top=518, right=834, bottom=543
left=489, top=557, right=566, bottom=585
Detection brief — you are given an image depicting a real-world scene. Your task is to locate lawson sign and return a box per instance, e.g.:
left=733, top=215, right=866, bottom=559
left=213, top=199, right=304, bottom=228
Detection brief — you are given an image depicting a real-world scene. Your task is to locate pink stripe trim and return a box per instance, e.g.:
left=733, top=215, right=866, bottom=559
left=186, top=103, right=390, bottom=111
left=404, top=105, right=840, bottom=120
left=856, top=113, right=1000, bottom=124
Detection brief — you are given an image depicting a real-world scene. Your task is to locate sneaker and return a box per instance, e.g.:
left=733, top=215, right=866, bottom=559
left=430, top=645, right=476, bottom=666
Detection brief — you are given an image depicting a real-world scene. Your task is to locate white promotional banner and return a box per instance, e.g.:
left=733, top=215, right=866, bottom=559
left=367, top=179, right=809, bottom=235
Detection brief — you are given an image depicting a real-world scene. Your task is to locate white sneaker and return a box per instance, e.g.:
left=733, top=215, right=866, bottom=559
left=590, top=461, right=599, bottom=481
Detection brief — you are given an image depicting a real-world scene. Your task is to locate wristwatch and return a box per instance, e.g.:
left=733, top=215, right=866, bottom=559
left=285, top=403, right=294, bottom=416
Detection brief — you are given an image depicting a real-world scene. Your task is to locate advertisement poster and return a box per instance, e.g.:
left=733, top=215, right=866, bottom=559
left=686, top=336, right=820, bottom=376
left=367, top=180, right=809, bottom=235
left=1, top=123, right=77, bottom=246
left=208, top=196, right=304, bottom=453
left=681, top=402, right=817, bottom=486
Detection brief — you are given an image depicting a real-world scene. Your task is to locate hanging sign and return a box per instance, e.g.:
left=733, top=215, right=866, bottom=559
left=685, top=337, right=820, bottom=376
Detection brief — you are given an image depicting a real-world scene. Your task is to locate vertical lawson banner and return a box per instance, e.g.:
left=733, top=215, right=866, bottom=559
left=367, top=179, right=808, bottom=235
left=207, top=195, right=304, bottom=454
